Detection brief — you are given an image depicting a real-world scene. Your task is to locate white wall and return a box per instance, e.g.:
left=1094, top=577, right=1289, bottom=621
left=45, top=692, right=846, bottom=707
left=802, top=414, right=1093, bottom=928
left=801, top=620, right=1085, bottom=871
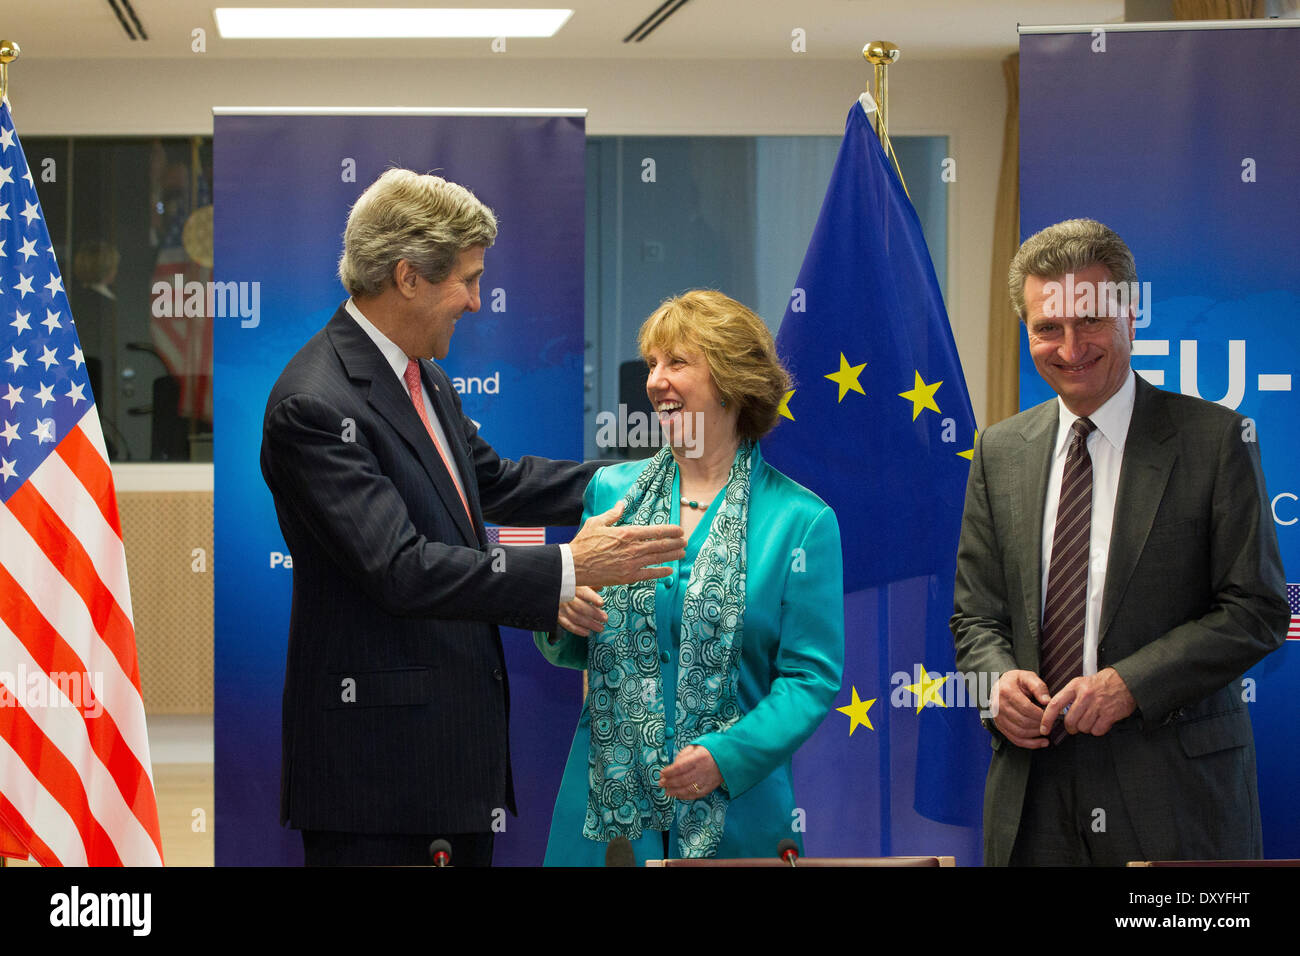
left=15, top=54, right=1005, bottom=417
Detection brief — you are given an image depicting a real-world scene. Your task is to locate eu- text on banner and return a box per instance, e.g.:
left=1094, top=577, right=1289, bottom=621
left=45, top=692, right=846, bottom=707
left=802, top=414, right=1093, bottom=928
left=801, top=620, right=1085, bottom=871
left=213, top=111, right=585, bottom=865
left=1020, top=23, right=1300, bottom=856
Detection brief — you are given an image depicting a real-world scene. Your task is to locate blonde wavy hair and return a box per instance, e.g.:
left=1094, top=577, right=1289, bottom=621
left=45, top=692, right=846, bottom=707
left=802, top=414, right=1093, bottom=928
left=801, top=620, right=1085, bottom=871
left=637, top=290, right=791, bottom=443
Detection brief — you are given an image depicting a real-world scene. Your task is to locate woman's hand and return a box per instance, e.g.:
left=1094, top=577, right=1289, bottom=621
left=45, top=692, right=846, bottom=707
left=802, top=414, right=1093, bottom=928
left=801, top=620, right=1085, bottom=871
left=556, top=586, right=607, bottom=637
left=659, top=745, right=723, bottom=799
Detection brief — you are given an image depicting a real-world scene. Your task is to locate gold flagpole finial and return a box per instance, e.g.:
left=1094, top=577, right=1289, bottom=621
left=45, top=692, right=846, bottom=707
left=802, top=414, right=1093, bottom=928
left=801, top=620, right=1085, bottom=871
left=0, top=40, right=20, bottom=103
left=863, top=41, right=900, bottom=137
left=862, top=40, right=908, bottom=199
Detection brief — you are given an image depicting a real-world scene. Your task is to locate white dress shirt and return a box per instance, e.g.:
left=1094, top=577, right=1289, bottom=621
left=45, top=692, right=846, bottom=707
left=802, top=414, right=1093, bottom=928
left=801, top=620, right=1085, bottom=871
left=1040, top=370, right=1136, bottom=676
left=345, top=298, right=575, bottom=600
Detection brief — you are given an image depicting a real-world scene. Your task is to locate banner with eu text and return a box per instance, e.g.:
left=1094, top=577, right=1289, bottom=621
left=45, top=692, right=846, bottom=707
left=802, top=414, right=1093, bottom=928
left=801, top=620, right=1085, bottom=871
left=1020, top=23, right=1300, bottom=856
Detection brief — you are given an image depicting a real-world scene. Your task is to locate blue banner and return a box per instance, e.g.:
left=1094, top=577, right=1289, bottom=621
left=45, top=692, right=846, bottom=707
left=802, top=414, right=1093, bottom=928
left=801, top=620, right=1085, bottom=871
left=1020, top=24, right=1300, bottom=856
left=763, top=101, right=984, bottom=864
left=213, top=112, right=585, bottom=865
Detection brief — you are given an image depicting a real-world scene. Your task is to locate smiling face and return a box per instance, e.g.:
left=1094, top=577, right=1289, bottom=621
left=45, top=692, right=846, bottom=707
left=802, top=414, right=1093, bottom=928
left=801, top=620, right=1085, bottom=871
left=644, top=343, right=726, bottom=450
left=406, top=245, right=485, bottom=360
left=1024, top=262, right=1135, bottom=417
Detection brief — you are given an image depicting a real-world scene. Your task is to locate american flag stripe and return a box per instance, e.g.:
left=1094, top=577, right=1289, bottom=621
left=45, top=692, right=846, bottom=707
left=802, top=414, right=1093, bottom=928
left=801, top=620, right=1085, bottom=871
left=1286, top=583, right=1299, bottom=640
left=0, top=575, right=160, bottom=866
left=0, top=784, right=65, bottom=864
left=0, top=662, right=125, bottom=866
left=0, top=427, right=160, bottom=864
left=55, top=427, right=124, bottom=538
left=0, top=739, right=87, bottom=866
left=0, top=498, right=152, bottom=775
left=6, top=483, right=139, bottom=677
left=27, top=451, right=135, bottom=621
left=0, top=558, right=160, bottom=840
left=24, top=452, right=134, bottom=624
left=150, top=251, right=214, bottom=422
left=17, top=681, right=159, bottom=863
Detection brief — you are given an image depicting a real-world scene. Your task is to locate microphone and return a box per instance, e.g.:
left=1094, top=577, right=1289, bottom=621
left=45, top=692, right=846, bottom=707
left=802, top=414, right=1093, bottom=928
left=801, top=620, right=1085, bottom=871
left=605, top=835, right=637, bottom=867
left=777, top=838, right=799, bottom=867
left=429, top=839, right=452, bottom=867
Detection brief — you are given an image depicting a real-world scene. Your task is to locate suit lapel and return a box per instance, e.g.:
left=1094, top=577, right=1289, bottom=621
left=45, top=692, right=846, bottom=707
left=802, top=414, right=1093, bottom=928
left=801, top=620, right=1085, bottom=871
left=1099, top=377, right=1176, bottom=641
left=326, top=311, right=479, bottom=547
left=1012, top=402, right=1058, bottom=668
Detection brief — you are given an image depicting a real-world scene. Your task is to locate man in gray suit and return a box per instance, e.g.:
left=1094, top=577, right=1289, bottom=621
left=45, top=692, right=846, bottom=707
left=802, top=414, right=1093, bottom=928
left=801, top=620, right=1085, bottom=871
left=952, top=219, right=1288, bottom=866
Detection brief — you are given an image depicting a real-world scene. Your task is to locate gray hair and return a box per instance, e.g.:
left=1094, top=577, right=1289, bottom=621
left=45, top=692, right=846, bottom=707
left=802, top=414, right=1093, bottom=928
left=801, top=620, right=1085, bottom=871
left=1008, top=218, right=1137, bottom=321
left=338, top=169, right=498, bottom=297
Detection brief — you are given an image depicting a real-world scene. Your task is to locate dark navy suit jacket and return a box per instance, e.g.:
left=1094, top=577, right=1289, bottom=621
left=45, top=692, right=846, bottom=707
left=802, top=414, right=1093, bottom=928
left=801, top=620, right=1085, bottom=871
left=261, top=305, right=598, bottom=834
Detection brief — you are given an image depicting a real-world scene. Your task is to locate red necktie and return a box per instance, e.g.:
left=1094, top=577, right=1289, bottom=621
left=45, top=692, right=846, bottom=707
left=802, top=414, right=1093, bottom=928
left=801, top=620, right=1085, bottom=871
left=403, top=358, right=472, bottom=524
left=1040, top=417, right=1097, bottom=745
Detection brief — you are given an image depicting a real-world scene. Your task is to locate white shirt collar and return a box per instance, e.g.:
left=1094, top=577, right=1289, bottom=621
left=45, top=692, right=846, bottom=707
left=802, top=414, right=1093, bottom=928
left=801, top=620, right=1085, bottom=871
left=344, top=297, right=413, bottom=383
left=1053, top=369, right=1136, bottom=459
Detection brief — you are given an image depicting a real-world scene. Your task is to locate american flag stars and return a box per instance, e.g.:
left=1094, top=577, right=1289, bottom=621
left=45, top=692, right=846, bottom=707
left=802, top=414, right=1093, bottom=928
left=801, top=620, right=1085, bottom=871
left=0, top=117, right=93, bottom=492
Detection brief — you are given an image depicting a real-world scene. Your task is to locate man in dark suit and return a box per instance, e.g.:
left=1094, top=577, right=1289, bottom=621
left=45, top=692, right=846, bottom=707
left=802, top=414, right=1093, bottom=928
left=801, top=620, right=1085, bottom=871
left=952, top=219, right=1288, bottom=866
left=261, top=169, right=686, bottom=866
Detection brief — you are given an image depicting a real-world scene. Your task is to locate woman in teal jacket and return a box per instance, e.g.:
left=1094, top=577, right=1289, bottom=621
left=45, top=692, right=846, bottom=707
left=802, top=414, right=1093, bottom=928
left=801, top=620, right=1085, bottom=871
left=536, top=290, right=844, bottom=864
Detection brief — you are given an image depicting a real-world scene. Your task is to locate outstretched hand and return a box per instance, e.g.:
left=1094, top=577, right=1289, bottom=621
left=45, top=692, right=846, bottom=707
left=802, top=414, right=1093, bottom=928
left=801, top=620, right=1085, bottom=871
left=569, top=502, right=686, bottom=588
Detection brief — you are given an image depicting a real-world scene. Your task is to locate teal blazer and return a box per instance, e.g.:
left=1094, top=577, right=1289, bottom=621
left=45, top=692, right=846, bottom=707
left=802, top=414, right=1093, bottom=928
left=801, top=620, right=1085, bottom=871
left=536, top=446, right=844, bottom=864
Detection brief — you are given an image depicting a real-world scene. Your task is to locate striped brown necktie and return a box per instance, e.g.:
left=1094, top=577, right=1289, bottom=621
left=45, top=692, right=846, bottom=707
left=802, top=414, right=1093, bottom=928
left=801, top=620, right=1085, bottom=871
left=1040, top=417, right=1097, bottom=745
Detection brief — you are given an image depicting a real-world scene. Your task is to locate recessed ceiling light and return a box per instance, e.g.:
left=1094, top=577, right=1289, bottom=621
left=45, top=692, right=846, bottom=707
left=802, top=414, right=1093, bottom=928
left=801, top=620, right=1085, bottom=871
left=213, top=7, right=574, bottom=39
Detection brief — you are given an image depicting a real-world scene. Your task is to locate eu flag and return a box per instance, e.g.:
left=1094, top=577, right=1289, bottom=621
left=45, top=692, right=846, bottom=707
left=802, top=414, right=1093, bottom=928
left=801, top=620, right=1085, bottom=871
left=763, top=100, right=985, bottom=861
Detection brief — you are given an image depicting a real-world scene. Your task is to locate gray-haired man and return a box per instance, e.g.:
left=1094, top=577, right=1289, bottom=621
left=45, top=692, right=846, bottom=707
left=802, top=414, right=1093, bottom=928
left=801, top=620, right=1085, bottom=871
left=952, top=218, right=1287, bottom=865
left=261, top=170, right=685, bottom=865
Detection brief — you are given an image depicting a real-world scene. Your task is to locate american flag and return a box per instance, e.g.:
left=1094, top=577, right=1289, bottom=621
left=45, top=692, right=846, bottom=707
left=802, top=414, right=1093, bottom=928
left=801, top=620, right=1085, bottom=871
left=149, top=226, right=212, bottom=424
left=148, top=248, right=211, bottom=424
left=485, top=526, right=547, bottom=546
left=1287, top=583, right=1300, bottom=641
left=0, top=100, right=163, bottom=865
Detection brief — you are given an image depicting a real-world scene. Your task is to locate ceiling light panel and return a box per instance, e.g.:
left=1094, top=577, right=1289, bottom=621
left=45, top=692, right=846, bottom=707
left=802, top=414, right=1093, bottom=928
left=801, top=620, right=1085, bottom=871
left=213, top=7, right=574, bottom=39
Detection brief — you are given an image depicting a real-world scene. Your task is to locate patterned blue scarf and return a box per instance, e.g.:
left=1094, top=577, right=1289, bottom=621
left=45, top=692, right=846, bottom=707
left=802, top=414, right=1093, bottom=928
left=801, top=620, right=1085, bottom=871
left=583, top=442, right=752, bottom=858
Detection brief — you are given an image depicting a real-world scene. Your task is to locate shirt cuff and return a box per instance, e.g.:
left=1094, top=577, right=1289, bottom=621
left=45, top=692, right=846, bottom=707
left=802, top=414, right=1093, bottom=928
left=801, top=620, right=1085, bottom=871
left=558, top=544, right=575, bottom=602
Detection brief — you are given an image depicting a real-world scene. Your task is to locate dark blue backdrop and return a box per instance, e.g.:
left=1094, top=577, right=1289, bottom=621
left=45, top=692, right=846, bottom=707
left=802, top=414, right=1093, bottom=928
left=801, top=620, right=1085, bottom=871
left=1020, top=24, right=1300, bottom=856
left=213, top=111, right=586, bottom=865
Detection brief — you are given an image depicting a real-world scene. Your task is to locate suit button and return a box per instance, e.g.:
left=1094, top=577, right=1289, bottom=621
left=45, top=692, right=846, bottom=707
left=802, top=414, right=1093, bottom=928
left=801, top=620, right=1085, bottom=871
left=660, top=651, right=670, bottom=663
left=665, top=727, right=675, bottom=739
left=492, top=668, right=503, bottom=681
left=661, top=576, right=674, bottom=589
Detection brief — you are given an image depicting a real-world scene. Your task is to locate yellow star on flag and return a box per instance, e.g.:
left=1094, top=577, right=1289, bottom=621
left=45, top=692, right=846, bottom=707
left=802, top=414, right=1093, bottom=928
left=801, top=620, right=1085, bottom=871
left=898, top=370, right=942, bottom=420
left=778, top=389, right=795, bottom=421
left=825, top=353, right=867, bottom=402
left=903, top=667, right=949, bottom=714
left=836, top=686, right=877, bottom=735
left=958, top=428, right=979, bottom=460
